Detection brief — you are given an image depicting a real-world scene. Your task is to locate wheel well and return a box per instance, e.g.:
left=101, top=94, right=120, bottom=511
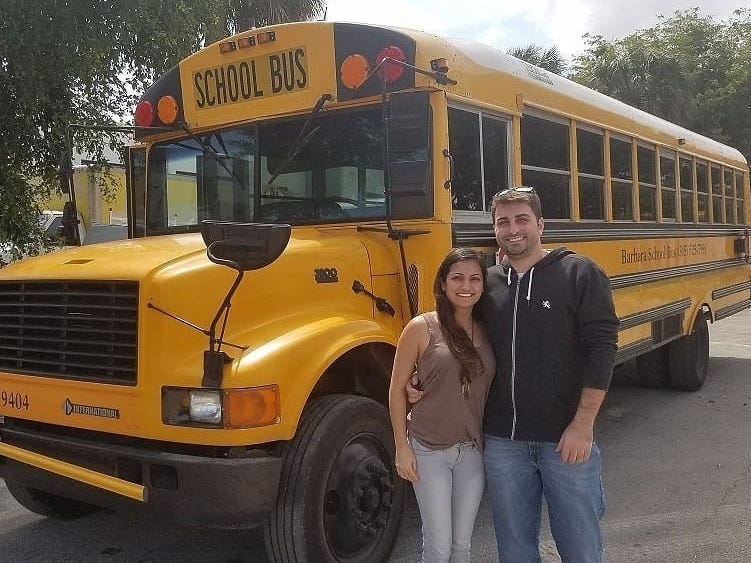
left=309, top=342, right=396, bottom=407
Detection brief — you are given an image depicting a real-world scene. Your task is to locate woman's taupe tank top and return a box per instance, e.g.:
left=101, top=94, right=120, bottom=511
left=407, top=311, right=496, bottom=450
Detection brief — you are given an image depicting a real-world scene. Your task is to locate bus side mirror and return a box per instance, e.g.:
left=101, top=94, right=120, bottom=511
left=200, top=221, right=291, bottom=272
left=386, top=90, right=433, bottom=219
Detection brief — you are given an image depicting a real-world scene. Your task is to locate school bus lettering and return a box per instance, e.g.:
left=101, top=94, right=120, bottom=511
left=269, top=48, right=308, bottom=94
left=193, top=47, right=307, bottom=109
left=620, top=242, right=709, bottom=264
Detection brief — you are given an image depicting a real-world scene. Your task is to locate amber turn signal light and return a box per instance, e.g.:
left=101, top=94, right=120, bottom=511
left=224, top=385, right=281, bottom=428
left=157, top=95, right=179, bottom=125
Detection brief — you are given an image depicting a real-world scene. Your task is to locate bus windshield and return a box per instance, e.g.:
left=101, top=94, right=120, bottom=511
left=144, top=106, right=386, bottom=233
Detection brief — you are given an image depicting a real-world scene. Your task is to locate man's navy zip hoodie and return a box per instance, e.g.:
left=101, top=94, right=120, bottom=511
left=480, top=247, right=619, bottom=443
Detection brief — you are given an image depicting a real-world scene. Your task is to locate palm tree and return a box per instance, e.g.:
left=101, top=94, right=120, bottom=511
left=508, top=44, right=568, bottom=75
left=205, top=0, right=327, bottom=44
left=570, top=34, right=696, bottom=129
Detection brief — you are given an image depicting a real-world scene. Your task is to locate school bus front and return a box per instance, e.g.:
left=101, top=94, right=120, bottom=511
left=0, top=21, right=458, bottom=563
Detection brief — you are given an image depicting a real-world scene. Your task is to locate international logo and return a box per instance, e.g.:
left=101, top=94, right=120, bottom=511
left=62, top=399, right=120, bottom=419
left=542, top=300, right=551, bottom=309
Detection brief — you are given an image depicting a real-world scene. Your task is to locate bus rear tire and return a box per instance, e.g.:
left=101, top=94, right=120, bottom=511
left=264, top=394, right=405, bottom=563
left=635, top=347, right=670, bottom=388
left=4, top=480, right=99, bottom=520
left=667, top=313, right=710, bottom=391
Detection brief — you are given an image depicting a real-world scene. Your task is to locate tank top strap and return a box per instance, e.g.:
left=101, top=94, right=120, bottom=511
left=421, top=311, right=440, bottom=340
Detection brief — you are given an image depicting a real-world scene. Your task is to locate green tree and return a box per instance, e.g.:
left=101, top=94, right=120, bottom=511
left=571, top=8, right=751, bottom=161
left=508, top=44, right=568, bottom=75
left=0, top=0, right=325, bottom=259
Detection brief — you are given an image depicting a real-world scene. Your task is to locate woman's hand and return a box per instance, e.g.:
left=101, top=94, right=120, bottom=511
left=395, top=443, right=419, bottom=483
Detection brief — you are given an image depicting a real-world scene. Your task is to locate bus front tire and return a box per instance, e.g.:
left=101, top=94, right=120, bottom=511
left=4, top=480, right=99, bottom=520
left=667, top=313, right=710, bottom=392
left=264, top=394, right=405, bottom=563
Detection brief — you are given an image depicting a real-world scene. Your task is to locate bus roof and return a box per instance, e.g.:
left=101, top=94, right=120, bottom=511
left=381, top=24, right=747, bottom=167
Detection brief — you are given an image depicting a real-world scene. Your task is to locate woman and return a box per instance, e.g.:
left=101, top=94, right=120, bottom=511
left=389, top=247, right=496, bottom=563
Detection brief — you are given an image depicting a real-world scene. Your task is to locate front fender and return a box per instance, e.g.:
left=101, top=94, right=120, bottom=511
left=226, top=316, right=398, bottom=440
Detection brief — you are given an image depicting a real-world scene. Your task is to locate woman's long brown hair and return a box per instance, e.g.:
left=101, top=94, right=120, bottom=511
left=433, top=248, right=488, bottom=385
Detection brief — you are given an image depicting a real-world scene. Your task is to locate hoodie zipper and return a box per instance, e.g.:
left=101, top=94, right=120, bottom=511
left=510, top=276, right=521, bottom=439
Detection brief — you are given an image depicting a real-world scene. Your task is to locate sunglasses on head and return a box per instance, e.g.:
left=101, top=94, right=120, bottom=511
left=495, top=186, right=536, bottom=197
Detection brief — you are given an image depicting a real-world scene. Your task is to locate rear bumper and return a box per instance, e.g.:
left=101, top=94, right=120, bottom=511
left=0, top=423, right=281, bottom=529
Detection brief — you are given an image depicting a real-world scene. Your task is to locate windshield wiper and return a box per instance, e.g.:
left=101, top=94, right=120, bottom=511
left=266, top=93, right=332, bottom=187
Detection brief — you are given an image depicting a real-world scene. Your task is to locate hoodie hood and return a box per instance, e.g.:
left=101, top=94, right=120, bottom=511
left=500, top=247, right=574, bottom=303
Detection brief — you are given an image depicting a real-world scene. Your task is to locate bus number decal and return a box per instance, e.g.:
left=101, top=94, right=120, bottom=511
left=193, top=47, right=308, bottom=109
left=1, top=390, right=30, bottom=411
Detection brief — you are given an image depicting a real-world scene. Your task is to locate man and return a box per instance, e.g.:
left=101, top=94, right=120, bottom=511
left=481, top=186, right=619, bottom=562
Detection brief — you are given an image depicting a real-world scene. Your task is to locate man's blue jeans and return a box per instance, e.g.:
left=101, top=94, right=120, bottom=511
left=483, top=434, right=605, bottom=563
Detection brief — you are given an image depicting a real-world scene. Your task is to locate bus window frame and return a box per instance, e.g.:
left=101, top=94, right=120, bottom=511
left=447, top=102, right=512, bottom=222
left=723, top=167, right=735, bottom=224
left=710, top=164, right=723, bottom=224
left=636, top=141, right=657, bottom=222
left=678, top=154, right=695, bottom=223
left=695, top=159, right=709, bottom=223
left=609, top=132, right=633, bottom=222
left=575, top=123, right=606, bottom=222
left=658, top=147, right=677, bottom=222
left=734, top=170, right=746, bottom=225
left=520, top=109, right=572, bottom=221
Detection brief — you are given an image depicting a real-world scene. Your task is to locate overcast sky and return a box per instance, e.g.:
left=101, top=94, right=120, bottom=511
left=325, top=1, right=746, bottom=60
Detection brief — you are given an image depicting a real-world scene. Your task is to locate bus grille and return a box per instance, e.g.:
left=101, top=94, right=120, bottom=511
left=0, top=281, right=138, bottom=385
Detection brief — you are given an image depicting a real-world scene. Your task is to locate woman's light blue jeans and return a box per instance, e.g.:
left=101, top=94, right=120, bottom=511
left=411, top=437, right=485, bottom=563
left=483, top=434, right=606, bottom=563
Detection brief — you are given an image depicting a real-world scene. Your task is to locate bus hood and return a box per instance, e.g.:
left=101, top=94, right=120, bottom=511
left=0, top=233, right=382, bottom=332
left=0, top=234, right=208, bottom=280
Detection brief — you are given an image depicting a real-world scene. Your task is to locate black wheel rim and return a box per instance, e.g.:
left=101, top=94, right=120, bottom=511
left=322, top=431, right=395, bottom=560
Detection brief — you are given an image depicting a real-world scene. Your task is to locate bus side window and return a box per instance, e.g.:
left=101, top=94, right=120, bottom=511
left=448, top=107, right=483, bottom=211
left=679, top=156, right=694, bottom=222
left=481, top=115, right=509, bottom=210
left=724, top=168, right=735, bottom=223
left=735, top=171, right=746, bottom=224
left=610, top=136, right=633, bottom=220
left=710, top=165, right=722, bottom=223
left=637, top=144, right=657, bottom=221
left=521, top=113, right=571, bottom=219
left=577, top=127, right=605, bottom=220
left=660, top=151, right=677, bottom=221
left=696, top=161, right=709, bottom=223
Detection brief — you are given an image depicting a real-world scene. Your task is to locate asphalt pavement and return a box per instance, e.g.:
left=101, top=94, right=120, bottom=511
left=0, top=308, right=749, bottom=562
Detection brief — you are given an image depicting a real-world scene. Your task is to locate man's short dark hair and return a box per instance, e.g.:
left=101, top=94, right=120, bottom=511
left=491, top=186, right=543, bottom=221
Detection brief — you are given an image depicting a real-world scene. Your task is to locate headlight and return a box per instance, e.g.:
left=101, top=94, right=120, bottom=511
left=162, top=385, right=280, bottom=429
left=189, top=390, right=222, bottom=425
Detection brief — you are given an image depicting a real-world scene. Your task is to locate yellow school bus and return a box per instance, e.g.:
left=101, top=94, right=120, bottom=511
left=0, top=21, right=749, bottom=562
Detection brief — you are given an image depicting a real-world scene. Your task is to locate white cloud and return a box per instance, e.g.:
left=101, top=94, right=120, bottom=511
left=585, top=0, right=744, bottom=42
left=325, top=0, right=746, bottom=60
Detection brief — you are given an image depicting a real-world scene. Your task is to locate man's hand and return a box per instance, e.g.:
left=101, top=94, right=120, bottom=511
left=557, top=387, right=606, bottom=463
left=556, top=418, right=594, bottom=464
left=406, top=373, right=424, bottom=404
